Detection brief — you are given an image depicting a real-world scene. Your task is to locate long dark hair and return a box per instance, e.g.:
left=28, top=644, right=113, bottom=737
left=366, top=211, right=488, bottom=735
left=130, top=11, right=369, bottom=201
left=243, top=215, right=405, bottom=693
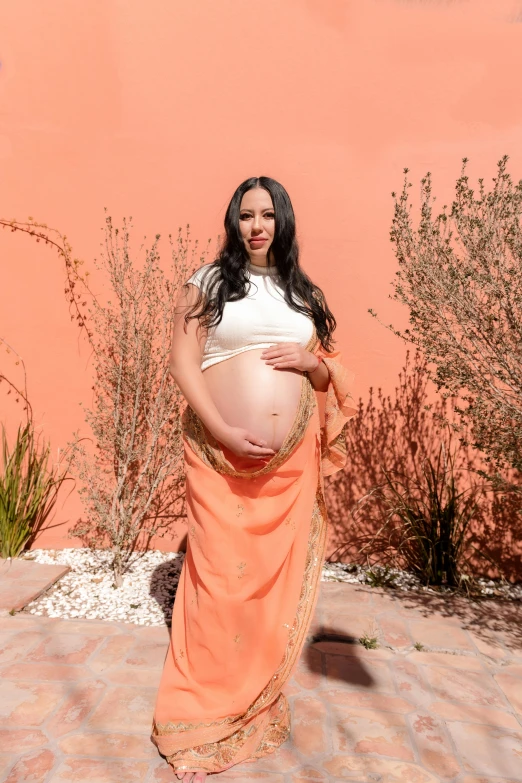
left=185, top=176, right=336, bottom=351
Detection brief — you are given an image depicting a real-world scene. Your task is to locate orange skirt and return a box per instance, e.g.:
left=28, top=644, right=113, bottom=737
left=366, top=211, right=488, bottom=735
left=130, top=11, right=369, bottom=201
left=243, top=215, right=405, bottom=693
left=151, top=347, right=356, bottom=774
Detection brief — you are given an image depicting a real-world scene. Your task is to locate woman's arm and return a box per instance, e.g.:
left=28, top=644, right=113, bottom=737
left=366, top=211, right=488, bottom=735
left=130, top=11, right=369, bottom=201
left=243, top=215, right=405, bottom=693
left=170, top=284, right=276, bottom=459
left=169, top=284, right=227, bottom=438
left=306, top=357, right=330, bottom=392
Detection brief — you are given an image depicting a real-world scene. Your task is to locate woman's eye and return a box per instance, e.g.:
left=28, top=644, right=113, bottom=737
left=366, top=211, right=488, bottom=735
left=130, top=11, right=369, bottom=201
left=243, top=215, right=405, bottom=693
left=265, top=212, right=275, bottom=219
left=239, top=213, right=251, bottom=220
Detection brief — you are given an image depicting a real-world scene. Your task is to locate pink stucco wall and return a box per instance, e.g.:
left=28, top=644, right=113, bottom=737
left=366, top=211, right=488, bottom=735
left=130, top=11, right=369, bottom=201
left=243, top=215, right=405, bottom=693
left=1, top=0, right=521, bottom=563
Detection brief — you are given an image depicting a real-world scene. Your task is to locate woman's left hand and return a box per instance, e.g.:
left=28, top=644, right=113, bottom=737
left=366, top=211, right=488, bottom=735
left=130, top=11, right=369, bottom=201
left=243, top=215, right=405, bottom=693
left=261, top=342, right=319, bottom=373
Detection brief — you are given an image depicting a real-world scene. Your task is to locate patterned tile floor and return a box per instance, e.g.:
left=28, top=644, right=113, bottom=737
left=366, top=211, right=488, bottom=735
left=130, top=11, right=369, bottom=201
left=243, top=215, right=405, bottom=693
left=0, top=559, right=69, bottom=613
left=0, top=583, right=521, bottom=782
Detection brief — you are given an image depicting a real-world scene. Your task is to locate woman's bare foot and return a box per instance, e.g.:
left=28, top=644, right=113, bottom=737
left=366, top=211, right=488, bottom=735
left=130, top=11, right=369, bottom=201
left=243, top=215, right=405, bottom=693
left=175, top=771, right=207, bottom=783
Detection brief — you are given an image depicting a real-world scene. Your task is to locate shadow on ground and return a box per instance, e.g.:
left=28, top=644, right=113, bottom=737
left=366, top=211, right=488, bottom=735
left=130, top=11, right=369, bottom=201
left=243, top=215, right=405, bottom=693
left=148, top=534, right=187, bottom=626
left=303, top=628, right=376, bottom=689
left=397, top=589, right=522, bottom=649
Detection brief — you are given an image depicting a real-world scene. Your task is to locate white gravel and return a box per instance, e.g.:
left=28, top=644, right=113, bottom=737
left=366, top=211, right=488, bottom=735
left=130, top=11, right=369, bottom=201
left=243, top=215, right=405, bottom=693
left=20, top=548, right=521, bottom=626
left=22, top=549, right=183, bottom=626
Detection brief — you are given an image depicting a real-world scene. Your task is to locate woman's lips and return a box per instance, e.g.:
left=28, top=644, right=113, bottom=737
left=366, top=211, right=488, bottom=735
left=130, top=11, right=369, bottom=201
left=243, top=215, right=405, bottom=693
left=249, top=238, right=267, bottom=245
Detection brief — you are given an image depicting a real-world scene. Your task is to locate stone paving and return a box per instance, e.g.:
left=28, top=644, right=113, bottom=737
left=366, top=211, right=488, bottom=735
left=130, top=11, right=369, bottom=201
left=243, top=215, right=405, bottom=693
left=0, top=559, right=69, bottom=614
left=0, top=582, right=521, bottom=782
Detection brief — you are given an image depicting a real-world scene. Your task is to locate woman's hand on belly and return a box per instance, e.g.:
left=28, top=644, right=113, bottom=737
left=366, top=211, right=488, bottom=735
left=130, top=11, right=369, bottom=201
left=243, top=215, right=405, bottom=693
left=261, top=342, right=320, bottom=373
left=215, top=424, right=276, bottom=460
left=203, top=348, right=305, bottom=452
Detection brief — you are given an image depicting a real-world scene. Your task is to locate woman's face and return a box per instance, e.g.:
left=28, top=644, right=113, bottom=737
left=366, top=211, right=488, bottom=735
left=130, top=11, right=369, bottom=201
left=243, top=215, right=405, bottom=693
left=239, top=187, right=275, bottom=265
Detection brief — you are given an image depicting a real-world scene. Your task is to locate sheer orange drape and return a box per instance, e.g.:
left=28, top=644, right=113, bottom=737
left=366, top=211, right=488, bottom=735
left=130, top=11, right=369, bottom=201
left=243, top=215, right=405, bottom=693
left=151, top=340, right=355, bottom=773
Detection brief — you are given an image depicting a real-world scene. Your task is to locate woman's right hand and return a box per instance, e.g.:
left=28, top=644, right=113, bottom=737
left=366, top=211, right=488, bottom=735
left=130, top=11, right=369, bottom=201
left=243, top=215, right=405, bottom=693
left=215, top=425, right=276, bottom=460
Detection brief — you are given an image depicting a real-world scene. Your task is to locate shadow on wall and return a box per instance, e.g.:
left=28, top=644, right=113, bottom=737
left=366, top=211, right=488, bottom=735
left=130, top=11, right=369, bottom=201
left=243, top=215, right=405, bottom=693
left=325, top=350, right=522, bottom=582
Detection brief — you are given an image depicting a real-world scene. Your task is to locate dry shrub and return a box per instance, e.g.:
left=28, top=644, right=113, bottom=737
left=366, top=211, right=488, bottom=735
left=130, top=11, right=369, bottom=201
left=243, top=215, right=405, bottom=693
left=70, top=216, right=210, bottom=585
left=326, top=350, right=522, bottom=582
left=380, top=156, right=522, bottom=486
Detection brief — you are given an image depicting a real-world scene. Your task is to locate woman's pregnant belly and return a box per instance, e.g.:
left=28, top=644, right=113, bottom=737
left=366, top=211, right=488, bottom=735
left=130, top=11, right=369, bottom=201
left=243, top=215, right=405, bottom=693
left=203, top=347, right=304, bottom=451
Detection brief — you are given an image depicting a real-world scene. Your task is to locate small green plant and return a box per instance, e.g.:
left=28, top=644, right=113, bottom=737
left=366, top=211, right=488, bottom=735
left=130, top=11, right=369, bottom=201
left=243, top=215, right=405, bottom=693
left=365, top=565, right=398, bottom=589
left=359, top=437, right=481, bottom=588
left=0, top=422, right=71, bottom=558
left=414, top=641, right=425, bottom=651
left=359, top=634, right=379, bottom=650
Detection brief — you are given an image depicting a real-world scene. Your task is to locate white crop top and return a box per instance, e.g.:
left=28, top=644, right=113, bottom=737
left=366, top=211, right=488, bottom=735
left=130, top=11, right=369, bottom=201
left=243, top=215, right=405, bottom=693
left=186, top=262, right=315, bottom=371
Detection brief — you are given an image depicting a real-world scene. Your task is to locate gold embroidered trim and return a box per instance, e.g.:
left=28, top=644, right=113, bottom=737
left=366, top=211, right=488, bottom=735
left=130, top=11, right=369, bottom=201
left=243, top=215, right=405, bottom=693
left=320, top=354, right=357, bottom=477
left=243, top=480, right=327, bottom=722
left=165, top=724, right=258, bottom=772
left=251, top=693, right=291, bottom=760
left=165, top=695, right=291, bottom=772
left=153, top=713, right=239, bottom=735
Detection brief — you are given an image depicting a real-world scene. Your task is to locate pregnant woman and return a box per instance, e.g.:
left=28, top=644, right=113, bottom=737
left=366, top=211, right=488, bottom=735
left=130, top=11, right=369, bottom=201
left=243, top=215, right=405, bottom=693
left=151, top=176, right=356, bottom=781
